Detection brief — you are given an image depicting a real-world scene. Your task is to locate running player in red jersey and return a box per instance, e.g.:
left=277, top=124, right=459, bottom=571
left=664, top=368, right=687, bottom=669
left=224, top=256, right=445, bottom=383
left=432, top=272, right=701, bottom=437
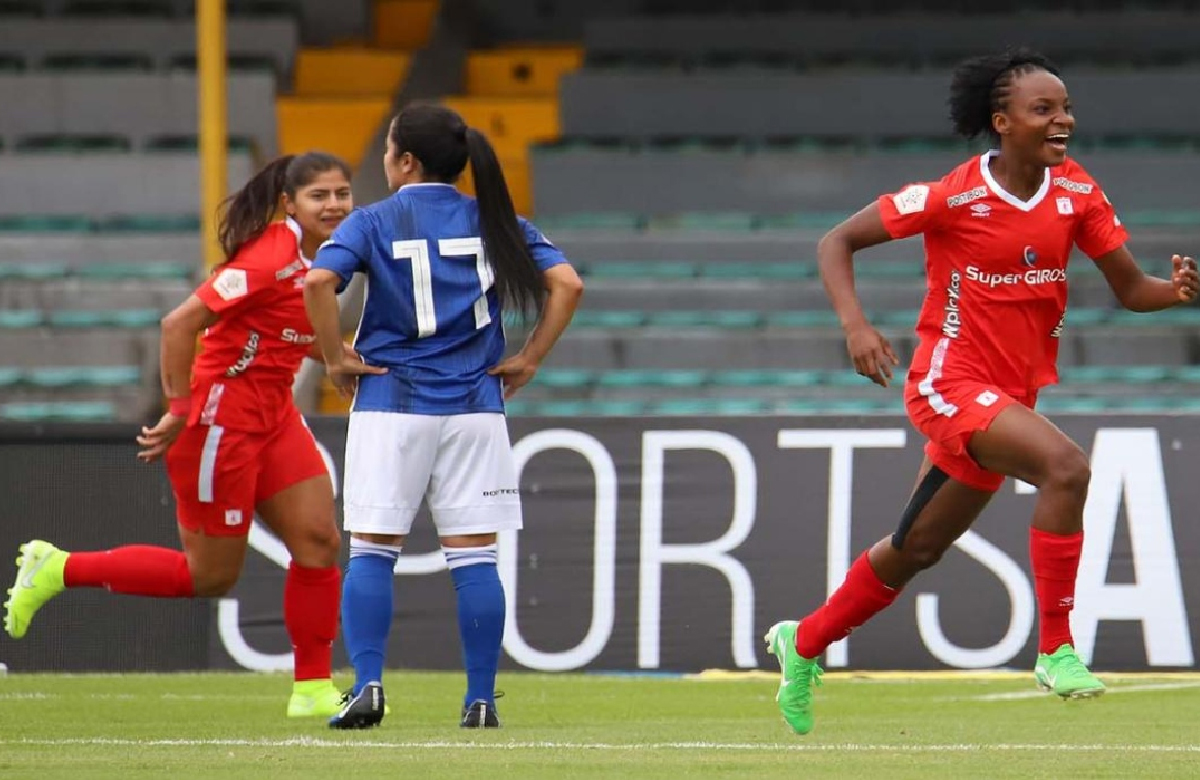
left=3, top=153, right=378, bottom=719
left=765, top=49, right=1200, bottom=735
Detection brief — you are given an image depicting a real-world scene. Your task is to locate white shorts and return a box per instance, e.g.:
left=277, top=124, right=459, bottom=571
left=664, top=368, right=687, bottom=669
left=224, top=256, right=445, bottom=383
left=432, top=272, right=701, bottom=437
left=343, top=411, right=523, bottom=537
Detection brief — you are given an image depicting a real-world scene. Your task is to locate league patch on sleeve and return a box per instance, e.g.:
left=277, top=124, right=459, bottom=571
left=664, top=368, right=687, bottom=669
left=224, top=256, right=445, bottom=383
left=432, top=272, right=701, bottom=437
left=213, top=268, right=249, bottom=301
left=892, top=184, right=930, bottom=215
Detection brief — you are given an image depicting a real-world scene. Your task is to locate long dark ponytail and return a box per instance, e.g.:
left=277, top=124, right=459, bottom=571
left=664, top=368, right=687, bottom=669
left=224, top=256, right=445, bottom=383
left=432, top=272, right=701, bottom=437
left=388, top=104, right=544, bottom=316
left=217, top=152, right=352, bottom=260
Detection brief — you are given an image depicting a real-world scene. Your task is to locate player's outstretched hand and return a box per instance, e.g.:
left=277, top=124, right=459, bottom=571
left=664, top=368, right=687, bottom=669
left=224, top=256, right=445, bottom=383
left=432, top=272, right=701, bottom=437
left=137, top=412, right=186, bottom=463
left=488, top=352, right=539, bottom=399
left=325, top=354, right=388, bottom=398
left=845, top=322, right=900, bottom=388
left=1171, top=254, right=1199, bottom=303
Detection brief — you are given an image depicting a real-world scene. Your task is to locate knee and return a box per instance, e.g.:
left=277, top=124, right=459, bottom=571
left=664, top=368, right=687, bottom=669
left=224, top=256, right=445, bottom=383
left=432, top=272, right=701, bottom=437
left=290, top=521, right=341, bottom=568
left=895, top=529, right=948, bottom=572
left=190, top=567, right=240, bottom=597
left=1041, top=445, right=1091, bottom=499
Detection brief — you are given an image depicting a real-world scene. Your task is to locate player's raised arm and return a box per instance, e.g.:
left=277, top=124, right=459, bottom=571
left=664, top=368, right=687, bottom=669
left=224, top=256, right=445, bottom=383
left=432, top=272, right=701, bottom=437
left=817, top=203, right=899, bottom=387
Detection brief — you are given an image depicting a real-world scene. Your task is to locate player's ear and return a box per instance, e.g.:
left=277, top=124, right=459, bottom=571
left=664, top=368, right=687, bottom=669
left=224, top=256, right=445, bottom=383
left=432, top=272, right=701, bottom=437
left=281, top=192, right=296, bottom=217
left=992, top=111, right=1010, bottom=137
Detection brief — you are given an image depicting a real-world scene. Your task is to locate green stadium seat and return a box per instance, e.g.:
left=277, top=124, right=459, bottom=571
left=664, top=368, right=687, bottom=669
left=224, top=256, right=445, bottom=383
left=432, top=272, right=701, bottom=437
left=710, top=369, right=823, bottom=387
left=646, top=310, right=763, bottom=329
left=75, top=262, right=194, bottom=280
left=649, top=398, right=769, bottom=416
left=0, top=310, right=43, bottom=328
left=107, top=309, right=163, bottom=328
left=756, top=212, right=847, bottom=231
left=0, top=263, right=69, bottom=280
left=1171, top=366, right=1200, bottom=383
left=1121, top=211, right=1200, bottom=228
left=579, top=400, right=647, bottom=416
left=874, top=309, right=921, bottom=328
left=0, top=52, right=24, bottom=72
left=524, top=401, right=591, bottom=417
left=0, top=214, right=93, bottom=232
left=26, top=366, right=140, bottom=387
left=648, top=212, right=755, bottom=231
left=536, top=213, right=643, bottom=231
left=875, top=136, right=966, bottom=153
left=1107, top=308, right=1200, bottom=326
left=40, top=53, right=154, bottom=72
left=699, top=262, right=815, bottom=281
left=765, top=310, right=842, bottom=328
left=1059, top=365, right=1170, bottom=384
left=15, top=133, right=132, bottom=153
left=534, top=369, right=594, bottom=389
left=1036, top=396, right=1111, bottom=414
left=1063, top=308, right=1110, bottom=325
left=96, top=214, right=201, bottom=233
left=584, top=261, right=697, bottom=280
left=143, top=134, right=256, bottom=153
left=0, top=401, right=118, bottom=422
left=48, top=309, right=160, bottom=328
left=0, top=367, right=22, bottom=387
left=857, top=262, right=923, bottom=279
left=597, top=369, right=708, bottom=388
left=570, top=310, right=647, bottom=328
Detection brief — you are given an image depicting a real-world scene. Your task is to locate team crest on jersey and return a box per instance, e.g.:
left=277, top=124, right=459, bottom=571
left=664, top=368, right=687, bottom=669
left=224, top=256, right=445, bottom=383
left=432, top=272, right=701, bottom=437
left=892, top=184, right=930, bottom=215
left=212, top=268, right=248, bottom=301
left=1023, top=246, right=1038, bottom=267
left=1056, top=196, right=1074, bottom=215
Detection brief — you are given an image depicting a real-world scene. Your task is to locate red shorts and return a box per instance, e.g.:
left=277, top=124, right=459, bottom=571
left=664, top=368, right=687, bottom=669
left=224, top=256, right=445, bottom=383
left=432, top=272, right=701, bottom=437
left=165, top=410, right=329, bottom=536
left=904, top=378, right=1037, bottom=492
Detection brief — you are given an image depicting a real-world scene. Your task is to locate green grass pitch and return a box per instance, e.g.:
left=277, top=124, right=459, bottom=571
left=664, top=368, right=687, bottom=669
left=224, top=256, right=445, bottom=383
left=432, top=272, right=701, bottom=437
left=1, top=670, right=1198, bottom=779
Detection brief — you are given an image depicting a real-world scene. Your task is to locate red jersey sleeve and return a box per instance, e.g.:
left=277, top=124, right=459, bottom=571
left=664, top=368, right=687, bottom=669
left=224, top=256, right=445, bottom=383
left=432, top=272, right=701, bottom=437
left=877, top=180, right=950, bottom=240
left=1075, top=187, right=1129, bottom=260
left=195, top=224, right=297, bottom=314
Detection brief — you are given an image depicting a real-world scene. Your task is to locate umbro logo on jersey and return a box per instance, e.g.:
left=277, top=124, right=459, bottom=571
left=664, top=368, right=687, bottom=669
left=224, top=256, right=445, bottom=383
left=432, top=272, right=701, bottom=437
left=970, top=203, right=991, bottom=218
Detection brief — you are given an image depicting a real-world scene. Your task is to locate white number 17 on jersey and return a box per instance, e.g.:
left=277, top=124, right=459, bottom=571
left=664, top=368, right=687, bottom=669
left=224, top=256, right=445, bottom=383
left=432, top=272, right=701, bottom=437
left=392, top=238, right=494, bottom=338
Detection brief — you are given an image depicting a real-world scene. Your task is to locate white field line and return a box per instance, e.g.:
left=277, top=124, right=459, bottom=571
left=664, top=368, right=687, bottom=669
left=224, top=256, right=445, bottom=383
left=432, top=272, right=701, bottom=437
left=3, top=738, right=1200, bottom=753
left=963, top=682, right=1200, bottom=702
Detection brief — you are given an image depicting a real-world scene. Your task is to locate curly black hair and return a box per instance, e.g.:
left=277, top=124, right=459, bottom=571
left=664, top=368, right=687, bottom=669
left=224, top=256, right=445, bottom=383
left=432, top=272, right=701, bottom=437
left=948, top=48, right=1062, bottom=139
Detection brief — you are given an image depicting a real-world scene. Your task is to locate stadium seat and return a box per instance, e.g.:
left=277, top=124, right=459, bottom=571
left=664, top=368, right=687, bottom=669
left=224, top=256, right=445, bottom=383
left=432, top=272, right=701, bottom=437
left=41, top=53, right=154, bottom=72
left=227, top=0, right=299, bottom=17
left=61, top=0, right=173, bottom=17
left=0, top=366, right=20, bottom=387
left=0, top=52, right=23, bottom=72
left=14, top=133, right=132, bottom=153
left=166, top=52, right=279, bottom=74
left=584, top=261, right=697, bottom=279
left=756, top=213, right=848, bottom=231
left=649, top=398, right=769, bottom=415
left=648, top=212, right=756, bottom=231
left=0, top=401, right=118, bottom=422
left=47, top=309, right=160, bottom=328
left=699, top=262, right=814, bottom=280
left=536, top=213, right=643, bottom=231
left=0, top=310, right=43, bottom=328
left=710, top=369, right=824, bottom=387
left=1059, top=365, right=1171, bottom=384
left=533, top=369, right=595, bottom=389
left=0, top=1, right=39, bottom=17
left=597, top=369, right=708, bottom=388
left=570, top=311, right=648, bottom=329
left=646, top=310, right=763, bottom=329
left=25, top=365, right=140, bottom=387
left=143, top=133, right=255, bottom=152
left=75, top=262, right=193, bottom=280
left=0, top=263, right=69, bottom=280
left=96, top=214, right=201, bottom=233
left=764, top=311, right=842, bottom=328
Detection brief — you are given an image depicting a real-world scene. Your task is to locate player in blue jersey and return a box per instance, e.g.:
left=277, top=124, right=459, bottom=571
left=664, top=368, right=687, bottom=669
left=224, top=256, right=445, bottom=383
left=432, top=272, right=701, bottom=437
left=304, top=103, right=583, bottom=729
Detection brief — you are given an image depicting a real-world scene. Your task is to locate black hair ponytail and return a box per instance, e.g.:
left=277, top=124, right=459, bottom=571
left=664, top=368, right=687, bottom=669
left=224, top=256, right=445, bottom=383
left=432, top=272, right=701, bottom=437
left=464, top=127, right=543, bottom=316
left=217, top=154, right=294, bottom=260
left=388, top=103, right=544, bottom=316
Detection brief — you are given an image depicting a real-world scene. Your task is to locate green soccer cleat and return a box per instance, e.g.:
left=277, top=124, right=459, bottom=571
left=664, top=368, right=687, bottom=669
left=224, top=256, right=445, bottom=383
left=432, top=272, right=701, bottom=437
left=764, top=620, right=824, bottom=735
left=287, top=679, right=346, bottom=718
left=3, top=540, right=67, bottom=639
left=1035, top=644, right=1106, bottom=699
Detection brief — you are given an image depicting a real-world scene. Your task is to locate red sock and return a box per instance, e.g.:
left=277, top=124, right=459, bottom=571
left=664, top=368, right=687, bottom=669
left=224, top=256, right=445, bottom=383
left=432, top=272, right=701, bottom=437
left=285, top=562, right=341, bottom=682
left=63, top=546, right=195, bottom=597
left=1029, top=527, right=1082, bottom=654
left=795, top=551, right=901, bottom=659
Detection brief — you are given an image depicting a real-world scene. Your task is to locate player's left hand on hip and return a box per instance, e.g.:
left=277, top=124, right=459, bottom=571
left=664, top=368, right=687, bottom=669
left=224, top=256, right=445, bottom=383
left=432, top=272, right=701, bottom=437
left=1172, top=254, right=1199, bottom=302
left=488, top=353, right=539, bottom=399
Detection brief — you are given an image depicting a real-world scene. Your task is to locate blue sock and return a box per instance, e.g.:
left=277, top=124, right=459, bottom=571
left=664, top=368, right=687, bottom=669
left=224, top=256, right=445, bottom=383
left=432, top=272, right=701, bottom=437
left=445, top=545, right=504, bottom=708
left=341, top=539, right=400, bottom=695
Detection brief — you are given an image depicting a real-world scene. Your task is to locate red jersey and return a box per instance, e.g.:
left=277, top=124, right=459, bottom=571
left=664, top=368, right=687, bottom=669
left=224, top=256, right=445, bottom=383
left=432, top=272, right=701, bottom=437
left=190, top=218, right=316, bottom=432
left=878, top=152, right=1128, bottom=396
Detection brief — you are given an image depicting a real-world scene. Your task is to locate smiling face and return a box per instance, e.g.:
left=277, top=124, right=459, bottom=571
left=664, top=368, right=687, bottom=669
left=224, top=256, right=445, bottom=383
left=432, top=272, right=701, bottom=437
left=992, top=68, right=1075, bottom=167
left=283, top=168, right=353, bottom=242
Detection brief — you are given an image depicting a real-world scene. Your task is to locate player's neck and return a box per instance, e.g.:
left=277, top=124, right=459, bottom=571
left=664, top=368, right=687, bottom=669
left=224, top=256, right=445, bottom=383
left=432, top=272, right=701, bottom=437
left=987, top=152, right=1046, bottom=201
left=299, top=234, right=322, bottom=261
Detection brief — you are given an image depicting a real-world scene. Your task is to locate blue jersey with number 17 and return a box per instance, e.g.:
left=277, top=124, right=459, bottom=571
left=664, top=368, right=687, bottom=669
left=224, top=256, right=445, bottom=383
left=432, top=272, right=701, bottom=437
left=313, top=183, right=568, bottom=415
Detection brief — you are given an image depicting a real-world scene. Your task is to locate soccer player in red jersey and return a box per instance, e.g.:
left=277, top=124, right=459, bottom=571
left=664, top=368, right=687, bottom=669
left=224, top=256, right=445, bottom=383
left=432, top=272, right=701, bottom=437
left=3, top=152, right=379, bottom=718
left=765, top=49, right=1200, bottom=735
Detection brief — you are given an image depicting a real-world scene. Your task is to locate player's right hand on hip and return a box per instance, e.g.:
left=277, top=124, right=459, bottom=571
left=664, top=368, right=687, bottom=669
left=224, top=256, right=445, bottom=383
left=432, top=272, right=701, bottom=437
left=845, top=322, right=900, bottom=388
left=325, top=355, right=388, bottom=398
left=137, top=412, right=187, bottom=463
